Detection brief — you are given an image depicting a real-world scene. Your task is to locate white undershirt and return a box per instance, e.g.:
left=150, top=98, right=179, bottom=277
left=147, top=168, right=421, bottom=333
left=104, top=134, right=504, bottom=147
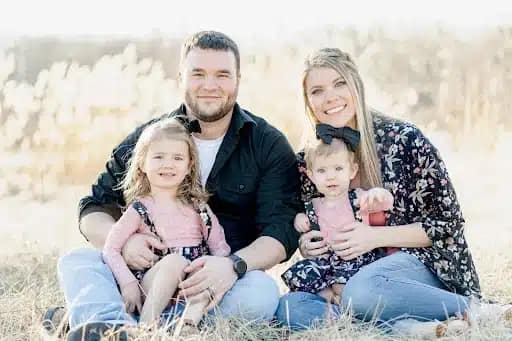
left=192, top=134, right=225, bottom=188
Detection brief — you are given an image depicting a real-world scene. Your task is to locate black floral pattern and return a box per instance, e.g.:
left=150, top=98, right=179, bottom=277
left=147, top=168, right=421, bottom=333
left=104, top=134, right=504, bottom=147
left=297, top=113, right=481, bottom=297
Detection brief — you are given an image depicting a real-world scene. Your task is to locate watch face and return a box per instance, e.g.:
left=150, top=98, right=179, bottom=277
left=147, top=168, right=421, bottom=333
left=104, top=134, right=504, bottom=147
left=229, top=255, right=247, bottom=278
left=235, top=259, right=247, bottom=274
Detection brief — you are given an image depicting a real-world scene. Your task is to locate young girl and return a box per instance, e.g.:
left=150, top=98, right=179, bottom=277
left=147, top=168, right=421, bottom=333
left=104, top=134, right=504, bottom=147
left=281, top=129, right=393, bottom=304
left=102, top=117, right=230, bottom=328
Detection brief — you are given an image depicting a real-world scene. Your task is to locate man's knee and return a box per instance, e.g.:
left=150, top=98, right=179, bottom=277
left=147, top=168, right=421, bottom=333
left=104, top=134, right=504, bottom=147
left=58, top=248, right=102, bottom=273
left=219, top=270, right=279, bottom=321
left=57, top=248, right=114, bottom=288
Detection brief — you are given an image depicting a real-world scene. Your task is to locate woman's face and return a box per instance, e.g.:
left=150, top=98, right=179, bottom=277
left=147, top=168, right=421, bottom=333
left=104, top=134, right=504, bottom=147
left=305, top=67, right=356, bottom=128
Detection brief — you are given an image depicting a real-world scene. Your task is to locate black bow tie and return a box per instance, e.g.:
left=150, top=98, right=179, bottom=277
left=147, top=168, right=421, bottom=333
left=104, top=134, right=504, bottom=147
left=186, top=119, right=202, bottom=134
left=315, top=124, right=360, bottom=151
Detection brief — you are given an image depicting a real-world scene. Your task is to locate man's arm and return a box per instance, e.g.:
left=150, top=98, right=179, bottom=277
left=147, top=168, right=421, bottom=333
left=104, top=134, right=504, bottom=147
left=80, top=212, right=117, bottom=249
left=250, top=129, right=301, bottom=264
left=226, top=129, right=300, bottom=271
left=179, top=128, right=300, bottom=304
left=234, top=236, right=285, bottom=272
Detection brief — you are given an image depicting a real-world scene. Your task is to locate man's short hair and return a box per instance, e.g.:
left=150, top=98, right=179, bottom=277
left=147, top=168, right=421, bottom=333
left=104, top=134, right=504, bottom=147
left=181, top=31, right=240, bottom=73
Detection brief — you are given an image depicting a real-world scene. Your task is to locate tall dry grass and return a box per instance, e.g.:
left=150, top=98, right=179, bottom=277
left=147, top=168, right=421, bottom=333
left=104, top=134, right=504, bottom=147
left=1, top=26, right=511, bottom=340
left=0, top=26, right=510, bottom=198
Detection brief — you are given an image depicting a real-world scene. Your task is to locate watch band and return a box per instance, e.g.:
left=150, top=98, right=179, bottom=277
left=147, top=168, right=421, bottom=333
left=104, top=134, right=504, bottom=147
left=228, top=254, right=247, bottom=279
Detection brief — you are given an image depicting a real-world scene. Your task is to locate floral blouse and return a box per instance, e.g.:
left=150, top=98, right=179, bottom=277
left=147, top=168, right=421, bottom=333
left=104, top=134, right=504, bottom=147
left=298, top=113, right=481, bottom=297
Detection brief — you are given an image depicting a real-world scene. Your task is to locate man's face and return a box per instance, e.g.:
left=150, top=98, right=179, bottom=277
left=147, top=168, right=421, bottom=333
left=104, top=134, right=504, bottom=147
left=181, top=48, right=240, bottom=123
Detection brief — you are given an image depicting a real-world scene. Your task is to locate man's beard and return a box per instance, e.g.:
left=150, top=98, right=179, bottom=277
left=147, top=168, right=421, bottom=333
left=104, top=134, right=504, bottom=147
left=185, top=90, right=237, bottom=123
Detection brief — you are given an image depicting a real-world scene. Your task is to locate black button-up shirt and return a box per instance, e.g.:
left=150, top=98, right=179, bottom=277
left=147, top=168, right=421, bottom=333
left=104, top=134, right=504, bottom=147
left=79, top=103, right=301, bottom=259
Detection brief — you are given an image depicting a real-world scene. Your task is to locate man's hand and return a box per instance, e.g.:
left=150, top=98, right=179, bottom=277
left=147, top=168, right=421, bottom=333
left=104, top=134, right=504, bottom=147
left=121, top=233, right=165, bottom=270
left=178, top=255, right=237, bottom=311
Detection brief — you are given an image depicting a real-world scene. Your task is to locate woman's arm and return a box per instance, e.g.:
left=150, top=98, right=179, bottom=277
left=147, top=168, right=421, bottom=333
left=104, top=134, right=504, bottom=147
left=373, top=223, right=432, bottom=248
left=402, top=126, right=466, bottom=243
left=330, top=221, right=431, bottom=259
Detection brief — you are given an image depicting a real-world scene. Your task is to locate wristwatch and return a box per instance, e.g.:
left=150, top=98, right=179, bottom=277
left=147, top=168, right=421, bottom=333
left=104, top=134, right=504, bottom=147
left=228, top=254, right=247, bottom=279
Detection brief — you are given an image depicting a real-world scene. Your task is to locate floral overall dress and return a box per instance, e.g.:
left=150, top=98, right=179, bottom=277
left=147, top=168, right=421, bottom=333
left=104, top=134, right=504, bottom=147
left=281, top=190, right=386, bottom=293
left=131, top=200, right=213, bottom=281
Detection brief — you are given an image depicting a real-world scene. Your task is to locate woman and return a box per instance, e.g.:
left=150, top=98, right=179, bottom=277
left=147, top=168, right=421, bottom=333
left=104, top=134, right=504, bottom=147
left=275, top=48, right=508, bottom=335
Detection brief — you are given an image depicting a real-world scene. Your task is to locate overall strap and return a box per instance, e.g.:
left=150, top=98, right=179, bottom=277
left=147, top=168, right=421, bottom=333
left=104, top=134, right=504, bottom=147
left=349, top=189, right=370, bottom=225
left=304, top=200, right=321, bottom=232
left=131, top=200, right=168, bottom=257
left=196, top=202, right=212, bottom=241
left=132, top=200, right=157, bottom=234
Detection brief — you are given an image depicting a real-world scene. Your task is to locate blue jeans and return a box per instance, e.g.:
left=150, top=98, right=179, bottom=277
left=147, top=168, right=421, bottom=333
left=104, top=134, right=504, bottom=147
left=58, top=248, right=280, bottom=328
left=276, top=252, right=470, bottom=331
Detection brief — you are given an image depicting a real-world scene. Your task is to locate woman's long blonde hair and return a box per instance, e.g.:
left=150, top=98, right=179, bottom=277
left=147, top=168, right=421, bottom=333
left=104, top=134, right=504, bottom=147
left=120, top=117, right=208, bottom=206
left=302, top=48, right=382, bottom=188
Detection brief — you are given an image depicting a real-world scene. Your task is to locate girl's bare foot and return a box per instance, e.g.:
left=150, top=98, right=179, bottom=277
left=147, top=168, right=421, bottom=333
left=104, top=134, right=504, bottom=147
left=318, top=285, right=342, bottom=305
left=177, top=319, right=200, bottom=338
left=121, top=324, right=142, bottom=338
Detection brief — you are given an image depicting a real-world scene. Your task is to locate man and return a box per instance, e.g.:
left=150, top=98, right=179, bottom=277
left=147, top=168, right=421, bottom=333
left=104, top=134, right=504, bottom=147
left=56, top=31, right=300, bottom=340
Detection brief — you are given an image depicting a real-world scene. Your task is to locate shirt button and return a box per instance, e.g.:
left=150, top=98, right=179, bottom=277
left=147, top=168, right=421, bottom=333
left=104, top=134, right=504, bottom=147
left=239, top=184, right=245, bottom=190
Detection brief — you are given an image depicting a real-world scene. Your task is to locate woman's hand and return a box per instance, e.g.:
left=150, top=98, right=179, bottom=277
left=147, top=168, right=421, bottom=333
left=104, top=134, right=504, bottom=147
left=330, top=222, right=381, bottom=260
left=298, top=230, right=329, bottom=259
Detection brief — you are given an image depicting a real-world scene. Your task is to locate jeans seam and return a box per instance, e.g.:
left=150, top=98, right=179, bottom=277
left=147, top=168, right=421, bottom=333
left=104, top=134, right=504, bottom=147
left=382, top=264, right=427, bottom=276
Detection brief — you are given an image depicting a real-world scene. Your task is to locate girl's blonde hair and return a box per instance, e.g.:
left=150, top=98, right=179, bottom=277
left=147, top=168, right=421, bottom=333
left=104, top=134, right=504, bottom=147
left=120, top=117, right=208, bottom=206
left=302, top=48, right=382, bottom=188
left=304, top=138, right=356, bottom=171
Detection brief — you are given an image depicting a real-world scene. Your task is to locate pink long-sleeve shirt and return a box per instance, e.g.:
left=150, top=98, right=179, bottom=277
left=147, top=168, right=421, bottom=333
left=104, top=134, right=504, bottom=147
left=312, top=188, right=393, bottom=242
left=103, top=197, right=231, bottom=288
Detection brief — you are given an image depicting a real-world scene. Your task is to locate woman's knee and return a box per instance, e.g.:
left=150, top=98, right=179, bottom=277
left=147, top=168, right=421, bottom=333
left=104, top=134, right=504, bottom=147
left=342, top=270, right=390, bottom=320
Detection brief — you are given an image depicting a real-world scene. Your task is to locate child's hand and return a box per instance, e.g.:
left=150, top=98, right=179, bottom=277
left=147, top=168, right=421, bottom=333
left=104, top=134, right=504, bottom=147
left=359, top=188, right=393, bottom=214
left=294, top=213, right=311, bottom=233
left=121, top=282, right=142, bottom=313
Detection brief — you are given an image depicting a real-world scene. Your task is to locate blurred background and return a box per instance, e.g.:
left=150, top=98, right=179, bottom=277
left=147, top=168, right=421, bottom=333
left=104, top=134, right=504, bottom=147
left=0, top=1, right=511, bottom=293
